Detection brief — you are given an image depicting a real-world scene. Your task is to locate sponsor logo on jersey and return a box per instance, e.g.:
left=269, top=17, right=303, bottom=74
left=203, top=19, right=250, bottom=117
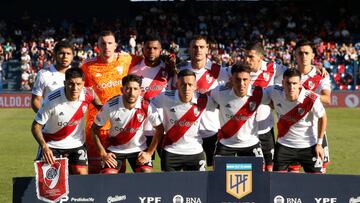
left=226, top=163, right=252, bottom=200
left=225, top=104, right=231, bottom=108
left=169, top=119, right=198, bottom=127
left=52, top=81, right=58, bottom=86
left=59, top=112, right=64, bottom=116
left=114, top=127, right=142, bottom=133
left=225, top=114, right=251, bottom=121
left=96, top=80, right=122, bottom=89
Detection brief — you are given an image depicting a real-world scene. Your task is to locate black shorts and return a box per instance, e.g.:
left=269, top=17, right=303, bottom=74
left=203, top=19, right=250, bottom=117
left=214, top=142, right=264, bottom=158
left=258, top=128, right=275, bottom=166
left=103, top=151, right=153, bottom=172
left=202, top=133, right=218, bottom=166
left=50, top=145, right=88, bottom=166
left=145, top=136, right=163, bottom=160
left=273, top=143, right=323, bottom=173
left=161, top=150, right=206, bottom=172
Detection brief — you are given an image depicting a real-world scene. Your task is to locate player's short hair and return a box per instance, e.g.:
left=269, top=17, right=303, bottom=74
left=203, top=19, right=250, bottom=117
left=122, top=74, right=142, bottom=87
left=283, top=68, right=301, bottom=79
left=65, top=68, right=85, bottom=81
left=294, top=39, right=314, bottom=52
left=177, top=69, right=196, bottom=79
left=98, top=30, right=116, bottom=39
left=144, top=35, right=162, bottom=46
left=231, top=63, right=252, bottom=75
left=190, top=35, right=208, bottom=45
left=54, top=40, right=74, bottom=54
left=244, top=41, right=265, bottom=56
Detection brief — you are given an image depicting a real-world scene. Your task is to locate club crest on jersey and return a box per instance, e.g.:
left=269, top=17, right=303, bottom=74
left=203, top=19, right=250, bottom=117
left=298, top=108, right=305, bottom=116
left=308, top=81, right=315, bottom=89
left=206, top=73, right=212, bottom=83
left=193, top=107, right=200, bottom=117
left=249, top=102, right=257, bottom=111
left=263, top=72, right=270, bottom=81
left=82, top=105, right=87, bottom=113
left=42, top=162, right=61, bottom=189
left=116, top=66, right=123, bottom=74
left=137, top=113, right=145, bottom=122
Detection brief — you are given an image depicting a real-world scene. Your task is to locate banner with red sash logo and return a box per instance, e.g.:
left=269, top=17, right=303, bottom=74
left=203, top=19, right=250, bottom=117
left=34, top=158, right=69, bottom=203
left=197, top=63, right=221, bottom=93
left=162, top=94, right=208, bottom=147
left=143, top=67, right=168, bottom=100
left=109, top=100, right=149, bottom=146
left=218, top=87, right=263, bottom=140
left=252, top=62, right=275, bottom=87
left=302, top=74, right=322, bottom=91
left=277, top=92, right=318, bottom=138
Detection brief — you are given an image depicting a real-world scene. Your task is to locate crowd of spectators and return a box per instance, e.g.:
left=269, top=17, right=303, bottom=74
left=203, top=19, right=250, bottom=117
left=0, top=2, right=359, bottom=91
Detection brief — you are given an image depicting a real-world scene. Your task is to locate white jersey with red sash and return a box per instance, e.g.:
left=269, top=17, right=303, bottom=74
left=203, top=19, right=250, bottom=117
left=177, top=60, right=230, bottom=137
left=153, top=90, right=216, bottom=155
left=250, top=60, right=286, bottom=134
left=130, top=59, right=172, bottom=136
left=265, top=86, right=325, bottom=148
left=32, top=65, right=67, bottom=98
left=301, top=66, right=331, bottom=94
left=211, top=85, right=265, bottom=148
left=35, top=87, right=95, bottom=149
left=94, top=95, right=161, bottom=154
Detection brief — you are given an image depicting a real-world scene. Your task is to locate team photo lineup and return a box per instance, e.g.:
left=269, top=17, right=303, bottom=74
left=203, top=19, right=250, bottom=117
left=30, top=30, right=332, bottom=175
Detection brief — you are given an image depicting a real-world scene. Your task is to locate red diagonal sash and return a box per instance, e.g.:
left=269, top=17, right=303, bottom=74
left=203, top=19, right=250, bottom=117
left=197, top=63, right=221, bottom=93
left=109, top=100, right=149, bottom=146
left=302, top=74, right=322, bottom=91
left=277, top=91, right=318, bottom=139
left=43, top=88, right=94, bottom=142
left=218, top=87, right=263, bottom=140
left=43, top=102, right=88, bottom=142
left=162, top=94, right=208, bottom=147
left=143, top=67, right=168, bottom=100
left=253, top=62, right=275, bottom=87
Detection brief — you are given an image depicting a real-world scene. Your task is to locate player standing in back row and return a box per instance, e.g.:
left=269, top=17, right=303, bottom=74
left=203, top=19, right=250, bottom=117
left=81, top=31, right=140, bottom=173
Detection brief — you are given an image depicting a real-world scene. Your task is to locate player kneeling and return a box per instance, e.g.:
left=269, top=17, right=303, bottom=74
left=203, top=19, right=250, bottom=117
left=31, top=68, right=102, bottom=175
left=91, top=74, right=163, bottom=173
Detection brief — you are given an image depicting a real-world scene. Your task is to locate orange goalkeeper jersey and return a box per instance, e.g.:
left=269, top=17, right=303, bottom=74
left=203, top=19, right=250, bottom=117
left=81, top=52, right=140, bottom=131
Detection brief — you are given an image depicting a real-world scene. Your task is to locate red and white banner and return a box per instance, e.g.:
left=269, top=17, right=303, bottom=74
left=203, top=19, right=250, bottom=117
left=328, top=91, right=360, bottom=108
left=34, top=158, right=69, bottom=203
left=0, top=93, right=31, bottom=108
